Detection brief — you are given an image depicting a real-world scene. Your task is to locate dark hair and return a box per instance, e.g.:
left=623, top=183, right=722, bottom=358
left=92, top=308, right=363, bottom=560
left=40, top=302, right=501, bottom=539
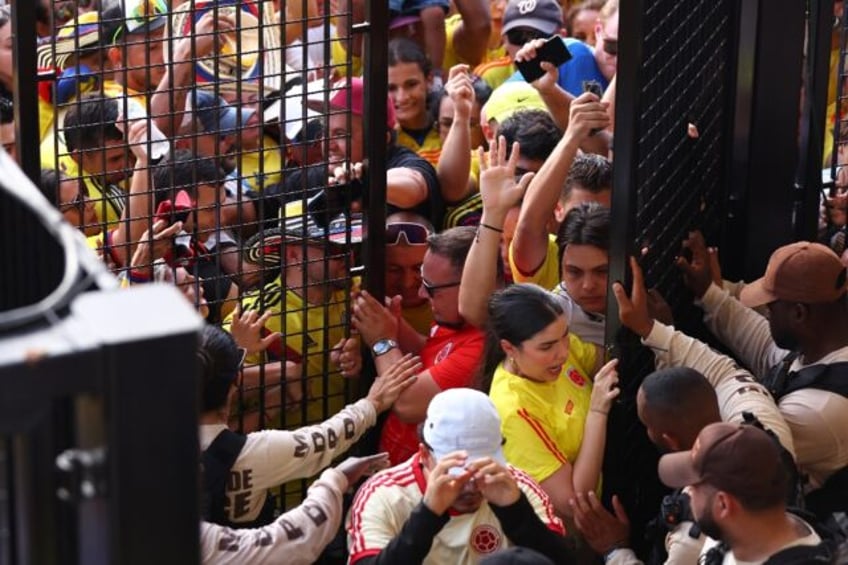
left=388, top=37, right=432, bottom=77
left=152, top=150, right=224, bottom=206
left=198, top=325, right=241, bottom=412
left=0, top=5, right=11, bottom=29
left=564, top=0, right=606, bottom=38
left=498, top=109, right=562, bottom=161
left=427, top=226, right=477, bottom=273
left=640, top=367, right=719, bottom=435
left=476, top=284, right=564, bottom=392
left=64, top=94, right=122, bottom=152
left=39, top=168, right=60, bottom=204
left=561, top=153, right=612, bottom=203
left=0, top=94, right=13, bottom=125
left=556, top=202, right=610, bottom=266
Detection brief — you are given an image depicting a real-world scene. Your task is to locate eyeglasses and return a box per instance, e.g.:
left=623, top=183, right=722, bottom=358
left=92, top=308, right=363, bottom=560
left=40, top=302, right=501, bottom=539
left=59, top=185, right=89, bottom=216
left=387, top=222, right=430, bottom=246
left=421, top=276, right=461, bottom=297
left=602, top=38, right=618, bottom=56
left=505, top=28, right=547, bottom=47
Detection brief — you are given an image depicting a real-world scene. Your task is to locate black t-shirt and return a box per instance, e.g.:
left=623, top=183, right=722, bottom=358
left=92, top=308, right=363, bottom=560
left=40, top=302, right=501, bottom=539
left=261, top=145, right=444, bottom=228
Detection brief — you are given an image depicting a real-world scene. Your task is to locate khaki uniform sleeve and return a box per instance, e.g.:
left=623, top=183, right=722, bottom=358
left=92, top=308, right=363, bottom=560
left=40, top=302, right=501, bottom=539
left=697, top=283, right=788, bottom=378
left=200, top=469, right=346, bottom=565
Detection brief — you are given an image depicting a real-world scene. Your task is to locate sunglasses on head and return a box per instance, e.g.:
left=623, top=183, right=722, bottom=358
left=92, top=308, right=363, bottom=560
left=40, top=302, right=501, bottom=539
left=506, top=28, right=547, bottom=47
left=386, top=222, right=430, bottom=246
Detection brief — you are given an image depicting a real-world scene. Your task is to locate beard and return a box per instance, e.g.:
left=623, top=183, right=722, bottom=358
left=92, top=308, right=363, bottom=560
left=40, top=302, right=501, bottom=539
left=769, top=325, right=799, bottom=351
left=695, top=501, right=725, bottom=542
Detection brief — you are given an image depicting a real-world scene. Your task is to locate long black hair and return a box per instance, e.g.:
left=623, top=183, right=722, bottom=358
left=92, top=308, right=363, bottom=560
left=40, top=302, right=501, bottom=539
left=476, top=284, right=565, bottom=392
left=198, top=324, right=241, bottom=413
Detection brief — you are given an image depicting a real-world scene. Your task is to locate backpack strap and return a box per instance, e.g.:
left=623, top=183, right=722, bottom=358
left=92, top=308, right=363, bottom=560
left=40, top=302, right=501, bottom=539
left=777, top=362, right=848, bottom=399
left=201, top=429, right=247, bottom=526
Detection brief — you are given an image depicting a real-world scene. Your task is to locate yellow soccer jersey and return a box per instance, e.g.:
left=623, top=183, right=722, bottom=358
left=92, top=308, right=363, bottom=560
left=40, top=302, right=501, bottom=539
left=396, top=126, right=442, bottom=167
left=401, top=301, right=433, bottom=337
left=39, top=98, right=55, bottom=142
left=508, top=234, right=559, bottom=291
left=228, top=276, right=352, bottom=426
left=444, top=14, right=508, bottom=70
left=474, top=56, right=515, bottom=92
left=347, top=453, right=565, bottom=564
left=238, top=135, right=283, bottom=193
left=330, top=36, right=362, bottom=78
left=488, top=333, right=597, bottom=483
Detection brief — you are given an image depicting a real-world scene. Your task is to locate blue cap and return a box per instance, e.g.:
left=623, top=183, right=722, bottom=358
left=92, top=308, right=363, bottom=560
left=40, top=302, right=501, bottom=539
left=192, top=90, right=256, bottom=135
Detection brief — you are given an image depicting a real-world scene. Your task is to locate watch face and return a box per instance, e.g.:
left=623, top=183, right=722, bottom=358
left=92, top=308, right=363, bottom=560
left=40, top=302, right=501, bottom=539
left=373, top=340, right=396, bottom=355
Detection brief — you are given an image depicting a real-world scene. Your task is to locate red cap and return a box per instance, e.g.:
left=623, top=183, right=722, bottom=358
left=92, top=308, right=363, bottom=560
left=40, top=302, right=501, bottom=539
left=328, top=77, right=396, bottom=130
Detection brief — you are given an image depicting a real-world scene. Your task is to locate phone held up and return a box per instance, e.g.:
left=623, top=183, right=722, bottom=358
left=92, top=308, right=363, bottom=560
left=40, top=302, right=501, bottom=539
left=516, top=36, right=572, bottom=83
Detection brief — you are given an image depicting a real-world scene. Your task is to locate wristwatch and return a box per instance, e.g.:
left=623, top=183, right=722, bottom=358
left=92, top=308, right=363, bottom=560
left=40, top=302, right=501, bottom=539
left=371, top=338, right=398, bottom=357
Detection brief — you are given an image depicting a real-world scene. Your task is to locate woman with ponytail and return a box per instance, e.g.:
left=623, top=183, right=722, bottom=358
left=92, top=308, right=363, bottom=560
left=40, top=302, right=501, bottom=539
left=480, top=283, right=619, bottom=519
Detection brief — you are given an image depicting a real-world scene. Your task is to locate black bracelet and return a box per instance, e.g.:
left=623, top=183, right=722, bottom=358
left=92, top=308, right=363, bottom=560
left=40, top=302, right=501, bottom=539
left=479, top=222, right=504, bottom=233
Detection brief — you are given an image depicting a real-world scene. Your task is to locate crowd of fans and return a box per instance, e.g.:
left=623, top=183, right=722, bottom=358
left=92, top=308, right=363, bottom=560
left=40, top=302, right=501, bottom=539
left=6, top=0, right=848, bottom=562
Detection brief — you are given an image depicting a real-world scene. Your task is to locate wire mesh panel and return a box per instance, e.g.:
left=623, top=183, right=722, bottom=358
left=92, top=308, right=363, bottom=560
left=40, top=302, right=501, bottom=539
left=605, top=0, right=735, bottom=556
left=23, top=0, right=383, bottom=531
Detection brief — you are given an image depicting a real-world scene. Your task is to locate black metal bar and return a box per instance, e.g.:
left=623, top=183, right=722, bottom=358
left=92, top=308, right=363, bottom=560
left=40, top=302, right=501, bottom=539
left=795, top=0, right=836, bottom=241
left=725, top=0, right=806, bottom=280
left=363, top=0, right=389, bottom=302
left=605, top=0, right=643, bottom=351
left=10, top=0, right=40, bottom=184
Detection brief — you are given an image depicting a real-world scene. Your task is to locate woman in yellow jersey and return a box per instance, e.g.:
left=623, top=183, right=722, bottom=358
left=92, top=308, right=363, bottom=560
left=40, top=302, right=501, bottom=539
left=481, top=283, right=619, bottom=518
left=388, top=38, right=443, bottom=167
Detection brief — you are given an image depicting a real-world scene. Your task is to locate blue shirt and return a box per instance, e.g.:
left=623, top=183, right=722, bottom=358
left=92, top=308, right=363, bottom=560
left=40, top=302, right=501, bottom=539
left=507, top=38, right=608, bottom=97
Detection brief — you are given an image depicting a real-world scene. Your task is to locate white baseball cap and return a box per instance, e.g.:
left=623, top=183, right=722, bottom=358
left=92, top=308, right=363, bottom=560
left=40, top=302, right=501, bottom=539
left=423, top=389, right=506, bottom=473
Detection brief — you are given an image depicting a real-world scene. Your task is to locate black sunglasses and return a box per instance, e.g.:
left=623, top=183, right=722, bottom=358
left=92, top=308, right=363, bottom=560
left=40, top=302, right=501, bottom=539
left=421, top=277, right=461, bottom=297
left=506, top=28, right=547, bottom=47
left=602, top=38, right=618, bottom=56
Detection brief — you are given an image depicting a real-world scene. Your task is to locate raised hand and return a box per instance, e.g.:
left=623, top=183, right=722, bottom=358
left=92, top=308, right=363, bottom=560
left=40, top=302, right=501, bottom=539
left=445, top=64, right=474, bottom=120
left=571, top=492, right=630, bottom=556
left=477, top=135, right=534, bottom=223
left=366, top=353, right=421, bottom=413
left=130, top=219, right=183, bottom=272
left=589, top=358, right=620, bottom=415
left=230, top=304, right=280, bottom=355
left=514, top=38, right=559, bottom=94
left=612, top=257, right=654, bottom=338
left=335, top=452, right=391, bottom=487
left=423, top=451, right=473, bottom=515
left=352, top=290, right=399, bottom=347
left=467, top=457, right=520, bottom=508
left=564, top=91, right=611, bottom=142
left=676, top=231, right=714, bottom=299
left=330, top=336, right=362, bottom=378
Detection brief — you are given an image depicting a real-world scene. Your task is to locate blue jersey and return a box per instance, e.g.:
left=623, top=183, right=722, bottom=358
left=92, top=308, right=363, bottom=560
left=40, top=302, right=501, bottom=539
left=507, top=38, right=608, bottom=97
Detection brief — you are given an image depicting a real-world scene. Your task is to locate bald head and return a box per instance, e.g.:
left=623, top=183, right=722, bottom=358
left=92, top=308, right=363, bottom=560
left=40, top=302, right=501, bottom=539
left=637, top=367, right=720, bottom=451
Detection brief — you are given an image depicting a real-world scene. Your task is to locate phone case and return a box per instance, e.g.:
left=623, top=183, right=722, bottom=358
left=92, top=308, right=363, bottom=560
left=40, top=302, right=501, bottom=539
left=516, top=37, right=572, bottom=83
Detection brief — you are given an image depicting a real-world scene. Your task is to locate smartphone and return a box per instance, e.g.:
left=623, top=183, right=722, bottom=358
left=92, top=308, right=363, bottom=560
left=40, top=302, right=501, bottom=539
left=516, top=36, right=572, bottom=83
left=155, top=190, right=193, bottom=225
left=583, top=80, right=605, bottom=136
left=583, top=80, right=603, bottom=98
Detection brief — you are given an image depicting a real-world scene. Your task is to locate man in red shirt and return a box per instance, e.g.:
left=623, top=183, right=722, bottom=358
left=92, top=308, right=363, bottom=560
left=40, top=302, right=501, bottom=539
left=352, top=226, right=490, bottom=464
